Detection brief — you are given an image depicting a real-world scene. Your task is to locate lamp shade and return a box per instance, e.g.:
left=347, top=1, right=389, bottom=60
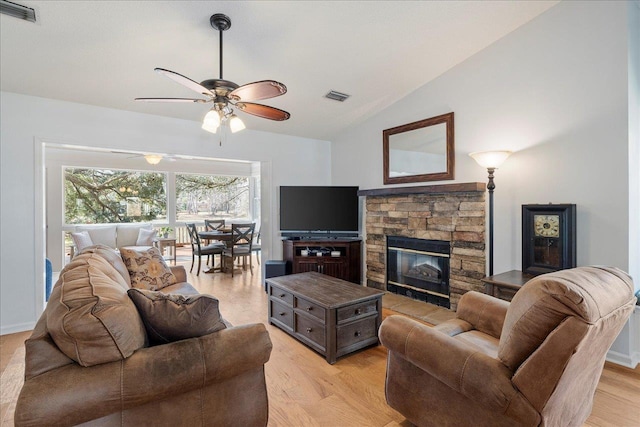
left=229, top=114, right=246, bottom=133
left=469, top=150, right=512, bottom=169
left=144, top=154, right=162, bottom=165
left=202, top=109, right=221, bottom=133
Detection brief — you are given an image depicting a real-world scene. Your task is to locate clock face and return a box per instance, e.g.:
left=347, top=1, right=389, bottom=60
left=534, top=215, right=560, bottom=238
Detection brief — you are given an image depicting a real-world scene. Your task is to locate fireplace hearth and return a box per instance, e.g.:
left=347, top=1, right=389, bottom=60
left=387, top=236, right=451, bottom=308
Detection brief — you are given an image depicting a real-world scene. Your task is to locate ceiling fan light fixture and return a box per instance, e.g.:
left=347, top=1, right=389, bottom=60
left=144, top=154, right=163, bottom=165
left=229, top=114, right=246, bottom=133
left=135, top=13, right=290, bottom=136
left=202, top=109, right=221, bottom=133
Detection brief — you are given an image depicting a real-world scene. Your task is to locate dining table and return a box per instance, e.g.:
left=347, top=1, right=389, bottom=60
left=198, top=229, right=233, bottom=247
left=198, top=229, right=233, bottom=273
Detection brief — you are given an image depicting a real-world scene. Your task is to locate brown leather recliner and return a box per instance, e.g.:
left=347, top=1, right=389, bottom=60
left=15, top=246, right=273, bottom=427
left=379, top=266, right=636, bottom=427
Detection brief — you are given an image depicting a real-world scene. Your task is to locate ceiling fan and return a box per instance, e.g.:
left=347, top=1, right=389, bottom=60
left=135, top=13, right=290, bottom=134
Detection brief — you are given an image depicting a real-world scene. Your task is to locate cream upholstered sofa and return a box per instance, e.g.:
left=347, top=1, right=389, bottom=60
left=70, top=223, right=156, bottom=256
left=379, top=266, right=636, bottom=427
left=15, top=245, right=273, bottom=427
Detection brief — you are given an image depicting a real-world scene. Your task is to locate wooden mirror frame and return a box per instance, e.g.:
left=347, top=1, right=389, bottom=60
left=383, top=112, right=455, bottom=184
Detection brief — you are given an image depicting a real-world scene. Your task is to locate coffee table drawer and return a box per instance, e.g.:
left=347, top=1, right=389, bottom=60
left=295, top=296, right=326, bottom=322
left=337, top=299, right=378, bottom=324
left=337, top=316, right=377, bottom=349
left=270, top=285, right=294, bottom=306
left=270, top=300, right=293, bottom=330
left=294, top=313, right=325, bottom=351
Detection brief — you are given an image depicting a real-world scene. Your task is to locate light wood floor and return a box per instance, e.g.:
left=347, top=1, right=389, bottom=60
left=1, top=256, right=639, bottom=426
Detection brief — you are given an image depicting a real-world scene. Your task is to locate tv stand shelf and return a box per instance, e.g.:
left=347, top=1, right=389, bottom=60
left=283, top=239, right=361, bottom=284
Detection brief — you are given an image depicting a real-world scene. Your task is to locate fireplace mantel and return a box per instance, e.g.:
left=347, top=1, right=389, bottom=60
left=357, top=182, right=485, bottom=197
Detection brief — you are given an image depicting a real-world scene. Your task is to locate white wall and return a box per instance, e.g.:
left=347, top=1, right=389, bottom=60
left=0, top=92, right=331, bottom=334
left=332, top=1, right=638, bottom=365
left=333, top=1, right=629, bottom=274
left=629, top=1, right=640, bottom=287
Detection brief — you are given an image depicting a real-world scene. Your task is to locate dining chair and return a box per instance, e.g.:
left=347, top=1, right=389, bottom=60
left=252, top=229, right=261, bottom=265
left=204, top=219, right=225, bottom=231
left=186, top=223, right=224, bottom=275
left=203, top=219, right=226, bottom=253
left=222, top=223, right=255, bottom=277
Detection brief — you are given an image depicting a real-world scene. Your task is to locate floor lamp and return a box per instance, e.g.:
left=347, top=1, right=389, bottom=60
left=469, top=150, right=512, bottom=277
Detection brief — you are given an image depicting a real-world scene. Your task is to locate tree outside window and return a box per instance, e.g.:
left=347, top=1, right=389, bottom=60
left=176, top=174, right=250, bottom=222
left=64, top=168, right=167, bottom=224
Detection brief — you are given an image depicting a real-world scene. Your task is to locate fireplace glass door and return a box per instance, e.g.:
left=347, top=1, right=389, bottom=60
left=387, top=236, right=450, bottom=308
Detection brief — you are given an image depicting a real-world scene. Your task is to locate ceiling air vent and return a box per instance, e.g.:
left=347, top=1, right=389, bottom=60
left=0, top=0, right=36, bottom=22
left=325, top=90, right=350, bottom=102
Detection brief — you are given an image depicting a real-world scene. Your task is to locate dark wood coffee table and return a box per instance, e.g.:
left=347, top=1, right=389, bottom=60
left=267, top=271, right=385, bottom=364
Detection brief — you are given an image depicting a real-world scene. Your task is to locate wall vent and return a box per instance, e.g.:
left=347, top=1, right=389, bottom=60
left=324, top=90, right=350, bottom=102
left=0, top=0, right=36, bottom=22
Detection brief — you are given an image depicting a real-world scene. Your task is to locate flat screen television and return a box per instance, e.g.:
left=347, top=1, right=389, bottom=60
left=280, top=186, right=359, bottom=237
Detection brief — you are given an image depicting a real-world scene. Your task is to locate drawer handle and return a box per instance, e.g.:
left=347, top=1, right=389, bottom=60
left=306, top=306, right=313, bottom=311
left=355, top=308, right=362, bottom=315
left=279, top=312, right=286, bottom=316
left=354, top=331, right=361, bottom=337
left=279, top=294, right=286, bottom=298
left=306, top=327, right=313, bottom=333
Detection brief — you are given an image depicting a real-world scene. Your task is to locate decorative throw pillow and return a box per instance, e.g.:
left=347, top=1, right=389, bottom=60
left=77, top=225, right=117, bottom=248
left=136, top=228, right=157, bottom=246
left=47, top=251, right=147, bottom=367
left=70, top=231, right=94, bottom=252
left=127, top=288, right=227, bottom=344
left=120, top=246, right=177, bottom=290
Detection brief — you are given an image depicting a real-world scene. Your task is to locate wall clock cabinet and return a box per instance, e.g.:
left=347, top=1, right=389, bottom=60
left=522, top=204, right=576, bottom=275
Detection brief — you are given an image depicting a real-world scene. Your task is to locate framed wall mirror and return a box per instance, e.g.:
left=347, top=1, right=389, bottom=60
left=383, top=112, right=454, bottom=184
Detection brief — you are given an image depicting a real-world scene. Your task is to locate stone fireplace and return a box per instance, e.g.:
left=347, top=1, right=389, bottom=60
left=358, top=183, right=486, bottom=310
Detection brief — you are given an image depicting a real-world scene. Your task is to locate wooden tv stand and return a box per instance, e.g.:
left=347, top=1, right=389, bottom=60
left=283, top=238, right=361, bottom=284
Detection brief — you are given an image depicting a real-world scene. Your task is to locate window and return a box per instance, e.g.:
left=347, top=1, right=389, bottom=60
left=64, top=167, right=167, bottom=224
left=176, top=173, right=250, bottom=222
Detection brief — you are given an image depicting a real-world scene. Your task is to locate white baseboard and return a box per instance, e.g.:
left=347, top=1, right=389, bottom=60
left=606, top=349, right=639, bottom=369
left=0, top=321, right=36, bottom=336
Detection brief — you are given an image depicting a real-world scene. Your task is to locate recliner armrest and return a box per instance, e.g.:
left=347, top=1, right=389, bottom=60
left=456, top=291, right=510, bottom=339
left=380, top=315, right=537, bottom=424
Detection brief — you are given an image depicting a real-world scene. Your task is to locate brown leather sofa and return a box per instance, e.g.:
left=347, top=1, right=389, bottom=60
left=15, top=246, right=273, bottom=427
left=380, top=266, right=636, bottom=427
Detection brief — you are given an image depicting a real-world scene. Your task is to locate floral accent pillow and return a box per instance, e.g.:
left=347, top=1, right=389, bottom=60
left=120, top=246, right=177, bottom=290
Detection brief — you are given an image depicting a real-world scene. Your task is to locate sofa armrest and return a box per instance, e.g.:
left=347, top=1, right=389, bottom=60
left=121, top=323, right=272, bottom=402
left=455, top=291, right=510, bottom=339
left=380, top=315, right=536, bottom=422
left=170, top=265, right=187, bottom=283
left=15, top=323, right=272, bottom=427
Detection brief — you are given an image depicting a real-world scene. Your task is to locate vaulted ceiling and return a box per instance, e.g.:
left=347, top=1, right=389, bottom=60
left=0, top=1, right=558, bottom=141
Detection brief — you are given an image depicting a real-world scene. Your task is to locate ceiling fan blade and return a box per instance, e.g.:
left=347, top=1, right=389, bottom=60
left=154, top=68, right=214, bottom=97
left=134, top=97, right=206, bottom=103
left=229, top=80, right=287, bottom=101
left=237, top=102, right=290, bottom=121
